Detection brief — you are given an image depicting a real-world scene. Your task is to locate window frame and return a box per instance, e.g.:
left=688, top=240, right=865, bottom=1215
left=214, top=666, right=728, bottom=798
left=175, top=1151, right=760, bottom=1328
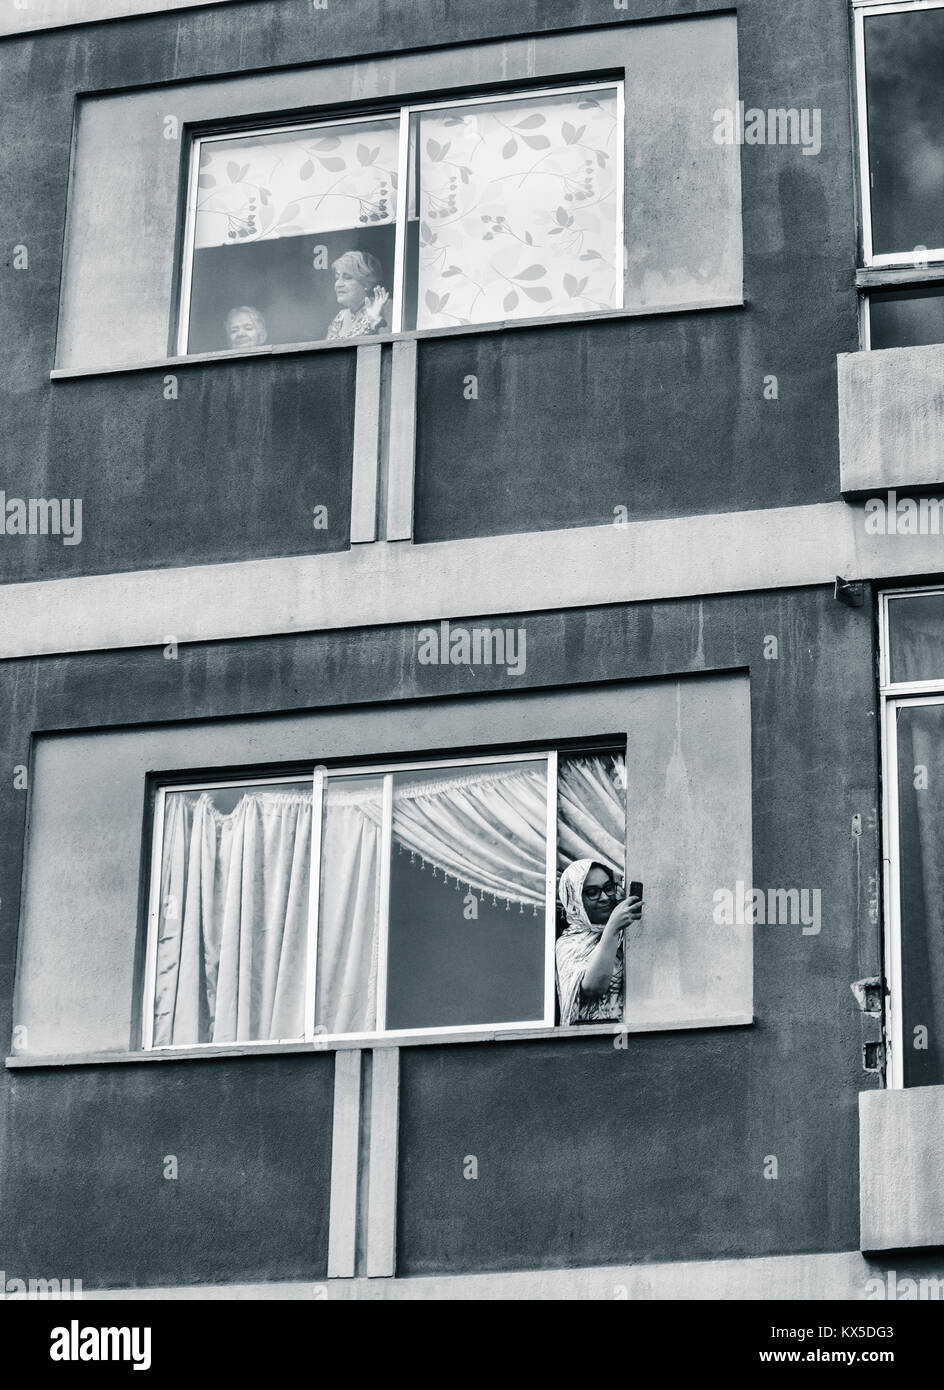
left=878, top=584, right=944, bottom=1089
left=854, top=0, right=944, bottom=346
left=175, top=78, right=625, bottom=357
left=142, top=744, right=627, bottom=1053
left=854, top=0, right=944, bottom=270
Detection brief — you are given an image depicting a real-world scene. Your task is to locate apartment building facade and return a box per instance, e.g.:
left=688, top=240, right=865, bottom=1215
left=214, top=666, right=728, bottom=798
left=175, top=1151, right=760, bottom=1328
left=1, top=0, right=943, bottom=1298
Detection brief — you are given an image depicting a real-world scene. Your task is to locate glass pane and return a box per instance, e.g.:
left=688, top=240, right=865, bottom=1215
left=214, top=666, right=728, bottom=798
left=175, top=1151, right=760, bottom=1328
left=405, top=87, right=620, bottom=331
left=864, top=10, right=944, bottom=257
left=152, top=779, right=312, bottom=1046
left=186, top=117, right=399, bottom=352
left=315, top=774, right=384, bottom=1036
left=869, top=285, right=944, bottom=349
left=896, top=703, right=944, bottom=1086
left=384, top=760, right=548, bottom=1030
left=887, top=592, right=944, bottom=684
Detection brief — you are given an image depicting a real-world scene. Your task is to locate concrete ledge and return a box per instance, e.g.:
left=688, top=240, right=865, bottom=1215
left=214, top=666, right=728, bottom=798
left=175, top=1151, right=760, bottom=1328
left=6, top=498, right=944, bottom=660
left=860, top=1087, right=944, bottom=1253
left=6, top=1016, right=755, bottom=1068
left=839, top=344, right=944, bottom=495
left=77, top=1250, right=944, bottom=1300
left=0, top=501, right=912, bottom=662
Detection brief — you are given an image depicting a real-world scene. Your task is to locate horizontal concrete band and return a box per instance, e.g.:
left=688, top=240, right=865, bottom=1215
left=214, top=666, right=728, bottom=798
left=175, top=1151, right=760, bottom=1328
left=0, top=500, right=938, bottom=660
left=6, top=1018, right=755, bottom=1070
left=80, top=1250, right=944, bottom=1300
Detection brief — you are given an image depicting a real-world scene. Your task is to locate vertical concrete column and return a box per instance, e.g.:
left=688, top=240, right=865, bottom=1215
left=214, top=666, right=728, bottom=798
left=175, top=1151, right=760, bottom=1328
left=366, top=1047, right=400, bottom=1277
left=385, top=340, right=417, bottom=542
left=327, top=1046, right=400, bottom=1280
left=327, top=1049, right=361, bottom=1278
left=350, top=345, right=383, bottom=544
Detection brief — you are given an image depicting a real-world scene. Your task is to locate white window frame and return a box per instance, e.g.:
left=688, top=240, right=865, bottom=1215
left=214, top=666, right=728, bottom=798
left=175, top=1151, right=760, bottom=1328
left=878, top=584, right=944, bottom=1088
left=854, top=0, right=944, bottom=269
left=176, top=78, right=625, bottom=355
left=142, top=745, right=625, bottom=1053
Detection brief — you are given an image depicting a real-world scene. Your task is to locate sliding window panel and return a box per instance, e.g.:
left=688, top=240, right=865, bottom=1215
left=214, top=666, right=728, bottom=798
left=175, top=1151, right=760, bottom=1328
left=404, top=86, right=621, bottom=332
left=151, top=780, right=313, bottom=1046
left=863, top=6, right=944, bottom=261
left=384, top=759, right=549, bottom=1031
left=183, top=118, right=399, bottom=353
left=314, top=774, right=385, bottom=1036
left=886, top=590, right=944, bottom=685
left=894, top=702, right=944, bottom=1087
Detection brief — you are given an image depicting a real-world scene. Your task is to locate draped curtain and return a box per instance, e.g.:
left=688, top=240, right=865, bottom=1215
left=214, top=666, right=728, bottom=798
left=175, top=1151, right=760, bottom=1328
left=153, top=754, right=625, bottom=1044
left=154, top=791, right=312, bottom=1046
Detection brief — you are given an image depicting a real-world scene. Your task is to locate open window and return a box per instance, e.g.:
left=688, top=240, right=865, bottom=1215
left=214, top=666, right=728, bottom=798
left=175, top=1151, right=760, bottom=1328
left=144, top=748, right=627, bottom=1047
left=178, top=82, right=623, bottom=354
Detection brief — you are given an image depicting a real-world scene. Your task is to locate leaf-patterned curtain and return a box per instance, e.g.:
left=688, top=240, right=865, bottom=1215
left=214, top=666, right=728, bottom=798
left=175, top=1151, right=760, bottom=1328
left=412, top=87, right=620, bottom=329
left=194, top=117, right=400, bottom=248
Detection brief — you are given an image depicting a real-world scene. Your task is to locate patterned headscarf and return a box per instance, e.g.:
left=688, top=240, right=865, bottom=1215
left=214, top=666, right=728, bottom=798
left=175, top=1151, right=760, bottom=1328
left=558, top=858, right=601, bottom=932
left=555, top=858, right=625, bottom=1024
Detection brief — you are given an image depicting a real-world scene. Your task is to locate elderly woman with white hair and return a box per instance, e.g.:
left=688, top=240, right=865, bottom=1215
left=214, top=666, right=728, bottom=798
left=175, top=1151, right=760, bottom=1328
left=555, top=859, right=643, bottom=1024
left=326, top=249, right=390, bottom=340
left=225, top=305, right=268, bottom=350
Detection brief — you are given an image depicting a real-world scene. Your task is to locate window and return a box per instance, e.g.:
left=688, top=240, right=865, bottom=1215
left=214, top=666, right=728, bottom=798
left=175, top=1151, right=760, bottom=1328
left=855, top=1, right=944, bottom=347
left=144, top=748, right=627, bottom=1047
left=880, top=587, right=944, bottom=1088
left=178, top=81, right=623, bottom=354
left=866, top=284, right=944, bottom=350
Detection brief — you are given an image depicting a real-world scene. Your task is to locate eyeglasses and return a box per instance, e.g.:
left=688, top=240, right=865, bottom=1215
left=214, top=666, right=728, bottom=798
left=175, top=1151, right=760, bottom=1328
left=582, top=883, right=619, bottom=903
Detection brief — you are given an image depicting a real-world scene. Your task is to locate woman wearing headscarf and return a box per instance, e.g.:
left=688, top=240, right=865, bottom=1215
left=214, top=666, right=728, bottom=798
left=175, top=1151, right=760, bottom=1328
left=555, top=859, right=642, bottom=1025
left=325, top=250, right=390, bottom=340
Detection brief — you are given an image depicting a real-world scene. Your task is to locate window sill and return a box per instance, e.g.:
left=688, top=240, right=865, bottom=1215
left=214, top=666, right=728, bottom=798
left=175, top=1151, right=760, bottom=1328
left=6, top=1013, right=753, bottom=1067
left=856, top=266, right=944, bottom=290
left=49, top=296, right=744, bottom=381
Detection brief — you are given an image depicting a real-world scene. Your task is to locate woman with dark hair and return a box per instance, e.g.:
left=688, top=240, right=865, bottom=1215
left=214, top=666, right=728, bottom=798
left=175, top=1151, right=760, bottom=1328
left=555, top=859, right=642, bottom=1025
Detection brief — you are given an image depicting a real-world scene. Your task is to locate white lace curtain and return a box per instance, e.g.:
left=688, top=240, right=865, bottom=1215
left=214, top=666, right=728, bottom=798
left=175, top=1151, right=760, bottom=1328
left=153, top=754, right=625, bottom=1044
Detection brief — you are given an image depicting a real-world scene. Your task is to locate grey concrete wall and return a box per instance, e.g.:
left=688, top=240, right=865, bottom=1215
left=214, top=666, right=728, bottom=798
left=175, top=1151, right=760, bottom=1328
left=0, top=354, right=356, bottom=581
left=2, top=1054, right=335, bottom=1289
left=59, top=18, right=740, bottom=370
left=839, top=344, right=944, bottom=496
left=15, top=674, right=752, bottom=1056
left=0, top=0, right=235, bottom=38
left=0, top=585, right=883, bottom=1283
left=0, top=0, right=857, bottom=579
left=860, top=1087, right=944, bottom=1253
left=85, top=1250, right=944, bottom=1300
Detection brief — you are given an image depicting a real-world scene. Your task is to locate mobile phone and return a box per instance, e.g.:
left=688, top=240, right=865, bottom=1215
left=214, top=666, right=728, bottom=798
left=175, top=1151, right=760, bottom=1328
left=628, top=880, right=644, bottom=903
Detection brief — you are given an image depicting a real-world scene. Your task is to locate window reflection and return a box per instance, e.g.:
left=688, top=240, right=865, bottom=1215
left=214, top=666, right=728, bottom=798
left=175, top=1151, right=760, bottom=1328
left=864, top=9, right=944, bottom=258
left=868, top=284, right=944, bottom=350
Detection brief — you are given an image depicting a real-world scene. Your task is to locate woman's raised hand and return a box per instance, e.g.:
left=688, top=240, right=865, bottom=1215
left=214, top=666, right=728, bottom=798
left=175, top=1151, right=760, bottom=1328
left=364, top=285, right=390, bottom=326
left=606, top=897, right=640, bottom=933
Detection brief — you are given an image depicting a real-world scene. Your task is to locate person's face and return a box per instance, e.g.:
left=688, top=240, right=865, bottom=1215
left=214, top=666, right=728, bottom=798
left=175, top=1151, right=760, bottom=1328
left=226, top=312, right=265, bottom=349
left=334, top=268, right=369, bottom=309
left=581, top=866, right=619, bottom=926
